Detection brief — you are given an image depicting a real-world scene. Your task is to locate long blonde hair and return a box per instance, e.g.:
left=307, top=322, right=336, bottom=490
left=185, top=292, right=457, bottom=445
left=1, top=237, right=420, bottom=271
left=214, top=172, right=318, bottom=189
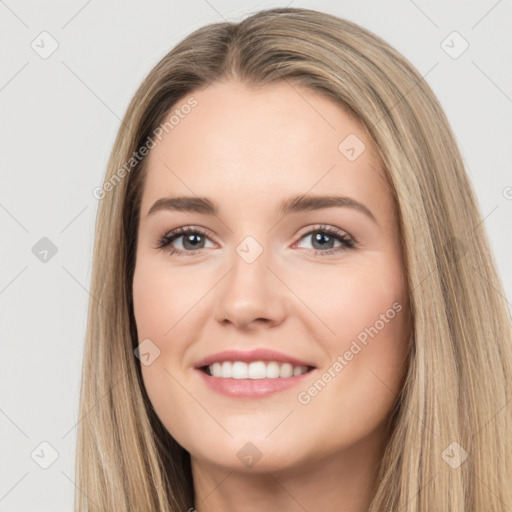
left=76, top=7, right=512, bottom=511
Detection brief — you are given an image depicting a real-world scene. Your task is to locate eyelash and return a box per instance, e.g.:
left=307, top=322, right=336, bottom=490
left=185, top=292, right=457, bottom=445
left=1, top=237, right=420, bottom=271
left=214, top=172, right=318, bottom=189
left=155, top=224, right=357, bottom=258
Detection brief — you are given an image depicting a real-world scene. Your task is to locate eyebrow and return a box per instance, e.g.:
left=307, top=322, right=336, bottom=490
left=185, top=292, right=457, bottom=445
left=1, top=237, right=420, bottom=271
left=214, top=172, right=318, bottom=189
left=146, top=194, right=378, bottom=225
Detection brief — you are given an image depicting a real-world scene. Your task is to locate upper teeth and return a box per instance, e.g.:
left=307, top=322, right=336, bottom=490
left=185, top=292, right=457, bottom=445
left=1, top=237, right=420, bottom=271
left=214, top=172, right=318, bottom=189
left=208, top=361, right=310, bottom=379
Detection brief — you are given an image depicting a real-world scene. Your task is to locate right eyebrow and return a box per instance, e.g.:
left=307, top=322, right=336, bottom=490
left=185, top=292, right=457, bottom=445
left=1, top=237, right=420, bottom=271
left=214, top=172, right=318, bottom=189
left=147, top=196, right=217, bottom=217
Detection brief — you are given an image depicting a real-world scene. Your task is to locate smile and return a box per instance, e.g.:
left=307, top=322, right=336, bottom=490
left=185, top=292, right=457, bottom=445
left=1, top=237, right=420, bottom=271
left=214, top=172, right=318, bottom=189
left=202, top=361, right=312, bottom=379
left=196, top=363, right=316, bottom=398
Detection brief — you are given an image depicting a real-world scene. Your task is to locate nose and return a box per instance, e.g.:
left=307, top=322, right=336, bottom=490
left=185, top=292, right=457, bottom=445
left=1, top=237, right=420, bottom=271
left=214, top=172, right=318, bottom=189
left=213, top=243, right=287, bottom=330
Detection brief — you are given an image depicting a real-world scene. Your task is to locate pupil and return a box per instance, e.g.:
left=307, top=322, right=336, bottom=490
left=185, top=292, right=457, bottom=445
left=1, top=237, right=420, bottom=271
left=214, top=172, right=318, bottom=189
left=313, top=232, right=333, bottom=250
left=184, top=234, right=203, bottom=250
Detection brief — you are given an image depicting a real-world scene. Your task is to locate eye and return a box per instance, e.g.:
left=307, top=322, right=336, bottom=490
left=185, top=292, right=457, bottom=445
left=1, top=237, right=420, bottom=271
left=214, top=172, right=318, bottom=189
left=156, top=226, right=215, bottom=256
left=295, top=224, right=356, bottom=257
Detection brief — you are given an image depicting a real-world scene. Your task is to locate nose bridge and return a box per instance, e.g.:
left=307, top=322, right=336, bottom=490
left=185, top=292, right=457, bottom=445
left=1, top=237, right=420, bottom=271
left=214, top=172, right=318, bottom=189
left=213, top=233, right=285, bottom=327
left=228, top=234, right=272, bottom=297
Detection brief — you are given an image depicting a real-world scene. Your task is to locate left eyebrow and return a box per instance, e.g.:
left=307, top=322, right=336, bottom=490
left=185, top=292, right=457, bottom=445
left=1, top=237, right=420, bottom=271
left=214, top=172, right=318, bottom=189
left=278, top=194, right=378, bottom=225
left=146, top=194, right=378, bottom=226
left=147, top=196, right=217, bottom=217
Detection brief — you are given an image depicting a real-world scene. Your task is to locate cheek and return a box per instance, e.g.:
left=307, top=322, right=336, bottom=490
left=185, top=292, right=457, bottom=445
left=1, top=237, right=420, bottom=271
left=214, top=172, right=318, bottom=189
left=132, top=257, right=198, bottom=339
left=292, top=256, right=409, bottom=403
left=132, top=258, right=201, bottom=445
left=287, top=279, right=409, bottom=454
left=132, top=260, right=192, bottom=398
left=291, top=255, right=407, bottom=345
left=326, top=273, right=407, bottom=351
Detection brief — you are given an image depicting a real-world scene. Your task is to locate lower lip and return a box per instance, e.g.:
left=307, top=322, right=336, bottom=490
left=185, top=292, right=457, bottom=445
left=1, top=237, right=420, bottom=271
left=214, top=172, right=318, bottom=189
left=196, top=368, right=316, bottom=398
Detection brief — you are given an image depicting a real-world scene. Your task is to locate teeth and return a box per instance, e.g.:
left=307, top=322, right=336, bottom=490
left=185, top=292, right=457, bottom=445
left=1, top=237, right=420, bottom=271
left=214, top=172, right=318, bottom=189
left=208, top=361, right=310, bottom=379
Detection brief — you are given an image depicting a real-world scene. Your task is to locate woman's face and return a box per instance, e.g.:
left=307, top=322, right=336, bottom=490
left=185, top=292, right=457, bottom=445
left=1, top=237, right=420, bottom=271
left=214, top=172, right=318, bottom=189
left=132, top=79, right=411, bottom=473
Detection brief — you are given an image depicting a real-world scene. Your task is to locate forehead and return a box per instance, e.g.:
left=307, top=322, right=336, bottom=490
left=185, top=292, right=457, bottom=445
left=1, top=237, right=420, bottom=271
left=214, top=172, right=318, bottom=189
left=140, top=79, right=393, bottom=222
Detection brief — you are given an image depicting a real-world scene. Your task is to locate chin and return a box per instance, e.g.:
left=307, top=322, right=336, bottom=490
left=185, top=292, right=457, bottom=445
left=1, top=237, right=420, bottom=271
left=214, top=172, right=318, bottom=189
left=186, top=434, right=306, bottom=473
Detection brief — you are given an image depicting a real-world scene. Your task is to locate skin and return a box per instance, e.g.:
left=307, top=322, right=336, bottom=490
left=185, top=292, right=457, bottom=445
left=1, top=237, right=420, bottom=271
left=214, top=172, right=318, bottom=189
left=132, top=79, right=411, bottom=512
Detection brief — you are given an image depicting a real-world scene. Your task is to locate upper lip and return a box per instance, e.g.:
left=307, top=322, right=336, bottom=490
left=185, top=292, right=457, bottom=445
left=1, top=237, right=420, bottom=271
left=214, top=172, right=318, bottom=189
left=194, top=348, right=316, bottom=369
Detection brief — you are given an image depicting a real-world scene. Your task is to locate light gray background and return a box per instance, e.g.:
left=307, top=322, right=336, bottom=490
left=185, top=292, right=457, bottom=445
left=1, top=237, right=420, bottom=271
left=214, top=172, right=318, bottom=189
left=1, top=0, right=511, bottom=510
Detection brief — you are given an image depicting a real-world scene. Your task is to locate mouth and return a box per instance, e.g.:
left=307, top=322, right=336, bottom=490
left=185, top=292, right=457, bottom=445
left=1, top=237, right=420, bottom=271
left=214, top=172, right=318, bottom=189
left=193, top=348, right=318, bottom=398
left=195, top=360, right=318, bottom=399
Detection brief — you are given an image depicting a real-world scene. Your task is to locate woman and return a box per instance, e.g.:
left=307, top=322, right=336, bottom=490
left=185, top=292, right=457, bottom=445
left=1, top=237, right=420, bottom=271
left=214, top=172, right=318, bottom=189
left=77, top=7, right=512, bottom=511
